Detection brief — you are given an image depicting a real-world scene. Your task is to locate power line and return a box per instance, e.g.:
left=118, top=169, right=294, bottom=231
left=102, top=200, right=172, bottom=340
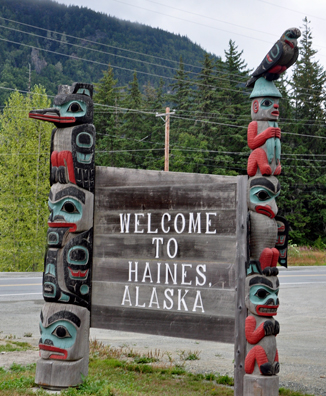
left=0, top=22, right=249, bottom=87
left=0, top=35, right=252, bottom=96
left=0, top=16, right=322, bottom=97
left=111, top=0, right=278, bottom=45
left=0, top=15, right=202, bottom=71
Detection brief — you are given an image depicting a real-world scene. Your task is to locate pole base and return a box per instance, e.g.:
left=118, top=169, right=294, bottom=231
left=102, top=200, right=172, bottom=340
left=243, top=374, right=279, bottom=396
left=35, top=357, right=88, bottom=389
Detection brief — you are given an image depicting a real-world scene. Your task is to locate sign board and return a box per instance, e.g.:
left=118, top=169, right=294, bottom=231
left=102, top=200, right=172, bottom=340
left=91, top=167, right=247, bottom=343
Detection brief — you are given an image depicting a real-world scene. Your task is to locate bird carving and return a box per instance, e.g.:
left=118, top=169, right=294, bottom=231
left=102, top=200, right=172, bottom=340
left=246, top=28, right=301, bottom=88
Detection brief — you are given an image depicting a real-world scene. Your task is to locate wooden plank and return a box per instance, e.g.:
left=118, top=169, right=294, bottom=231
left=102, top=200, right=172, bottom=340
left=93, top=234, right=237, bottom=263
left=91, top=168, right=247, bottom=344
left=91, top=305, right=235, bottom=343
left=95, top=209, right=237, bottom=235
left=94, top=184, right=236, bottom=211
left=92, top=259, right=236, bottom=289
left=234, top=175, right=248, bottom=396
left=92, top=281, right=235, bottom=317
left=95, top=166, right=238, bottom=188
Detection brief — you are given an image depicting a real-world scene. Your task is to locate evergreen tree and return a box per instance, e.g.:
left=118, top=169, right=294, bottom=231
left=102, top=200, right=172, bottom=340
left=281, top=17, right=326, bottom=244
left=93, top=66, right=123, bottom=167
left=291, top=17, right=326, bottom=152
left=120, top=71, right=145, bottom=168
left=0, top=86, right=52, bottom=271
left=142, top=79, right=165, bottom=170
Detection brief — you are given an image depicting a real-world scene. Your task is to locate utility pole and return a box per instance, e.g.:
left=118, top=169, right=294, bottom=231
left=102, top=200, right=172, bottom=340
left=28, top=63, right=31, bottom=93
left=156, top=107, right=175, bottom=171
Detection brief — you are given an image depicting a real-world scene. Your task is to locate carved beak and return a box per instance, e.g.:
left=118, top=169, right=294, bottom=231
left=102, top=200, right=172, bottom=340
left=29, top=108, right=76, bottom=124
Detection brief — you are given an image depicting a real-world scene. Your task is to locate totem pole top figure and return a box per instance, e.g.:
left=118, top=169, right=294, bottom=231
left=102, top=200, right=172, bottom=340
left=246, top=27, right=301, bottom=88
left=249, top=77, right=282, bottom=122
left=29, top=82, right=93, bottom=127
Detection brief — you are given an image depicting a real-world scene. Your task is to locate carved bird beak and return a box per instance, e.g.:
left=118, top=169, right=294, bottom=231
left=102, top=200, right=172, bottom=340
left=29, top=108, right=76, bottom=124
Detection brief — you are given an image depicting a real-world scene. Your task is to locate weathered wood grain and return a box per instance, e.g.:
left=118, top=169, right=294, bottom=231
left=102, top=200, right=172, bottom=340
left=92, top=259, right=236, bottom=289
left=95, top=166, right=238, bottom=188
left=92, top=168, right=247, bottom=345
left=91, top=305, right=235, bottom=343
left=95, top=209, right=237, bottom=235
left=234, top=175, right=248, bottom=396
left=92, top=281, right=235, bottom=316
left=93, top=234, right=237, bottom=262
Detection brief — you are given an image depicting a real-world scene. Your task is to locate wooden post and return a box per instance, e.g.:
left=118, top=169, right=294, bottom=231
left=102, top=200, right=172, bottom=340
left=234, top=175, right=247, bottom=396
left=29, top=82, right=95, bottom=389
left=164, top=107, right=170, bottom=172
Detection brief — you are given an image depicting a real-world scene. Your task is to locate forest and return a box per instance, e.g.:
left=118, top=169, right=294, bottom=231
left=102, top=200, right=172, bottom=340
left=0, top=0, right=325, bottom=271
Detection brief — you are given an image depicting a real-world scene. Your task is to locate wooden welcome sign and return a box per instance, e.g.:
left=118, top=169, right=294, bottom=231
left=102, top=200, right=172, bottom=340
left=91, top=167, right=247, bottom=344
left=29, top=83, right=247, bottom=395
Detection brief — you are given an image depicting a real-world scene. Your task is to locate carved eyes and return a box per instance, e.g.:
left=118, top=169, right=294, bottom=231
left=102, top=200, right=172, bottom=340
left=61, top=201, right=80, bottom=214
left=255, top=288, right=278, bottom=299
left=256, top=288, right=269, bottom=299
left=254, top=190, right=271, bottom=201
left=52, top=325, right=72, bottom=339
left=261, top=99, right=273, bottom=107
left=67, top=102, right=83, bottom=113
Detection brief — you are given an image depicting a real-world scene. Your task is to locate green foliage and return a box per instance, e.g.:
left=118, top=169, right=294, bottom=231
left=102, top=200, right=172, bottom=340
left=0, top=0, right=211, bottom=101
left=0, top=86, right=52, bottom=271
left=0, top=1, right=325, bottom=267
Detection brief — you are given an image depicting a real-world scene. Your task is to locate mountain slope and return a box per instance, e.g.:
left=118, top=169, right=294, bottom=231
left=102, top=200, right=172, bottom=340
left=0, top=0, right=217, bottom=101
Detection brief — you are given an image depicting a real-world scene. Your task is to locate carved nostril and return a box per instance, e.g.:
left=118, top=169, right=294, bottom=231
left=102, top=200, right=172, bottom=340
left=44, top=339, right=54, bottom=346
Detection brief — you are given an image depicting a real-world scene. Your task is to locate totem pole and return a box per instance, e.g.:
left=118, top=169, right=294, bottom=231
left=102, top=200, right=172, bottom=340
left=244, top=28, right=300, bottom=395
left=29, top=83, right=95, bottom=388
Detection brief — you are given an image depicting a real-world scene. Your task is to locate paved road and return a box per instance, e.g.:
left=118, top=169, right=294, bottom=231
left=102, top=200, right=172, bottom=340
left=1, top=266, right=326, bottom=300
left=0, top=275, right=42, bottom=301
left=0, top=268, right=325, bottom=396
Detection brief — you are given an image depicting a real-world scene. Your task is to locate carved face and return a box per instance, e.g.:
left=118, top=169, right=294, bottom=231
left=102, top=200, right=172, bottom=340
left=43, top=231, right=92, bottom=308
left=247, top=176, right=280, bottom=218
left=29, top=83, right=93, bottom=127
left=245, top=275, right=279, bottom=317
left=48, top=184, right=93, bottom=232
left=251, top=97, right=279, bottom=121
left=39, top=303, right=89, bottom=361
left=281, top=28, right=301, bottom=48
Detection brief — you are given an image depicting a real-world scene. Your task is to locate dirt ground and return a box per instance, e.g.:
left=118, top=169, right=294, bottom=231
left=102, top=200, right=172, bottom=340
left=0, top=275, right=325, bottom=396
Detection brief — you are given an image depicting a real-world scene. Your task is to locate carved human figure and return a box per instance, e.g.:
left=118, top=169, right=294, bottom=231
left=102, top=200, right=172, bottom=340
left=245, top=275, right=280, bottom=376
left=247, top=77, right=282, bottom=177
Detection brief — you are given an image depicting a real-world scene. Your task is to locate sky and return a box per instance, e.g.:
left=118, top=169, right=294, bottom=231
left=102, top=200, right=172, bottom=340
left=54, top=0, right=326, bottom=73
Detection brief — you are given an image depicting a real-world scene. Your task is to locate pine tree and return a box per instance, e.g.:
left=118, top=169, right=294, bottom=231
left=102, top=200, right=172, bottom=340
left=142, top=79, right=165, bottom=170
left=291, top=17, right=326, bottom=152
left=120, top=71, right=145, bottom=168
left=281, top=17, right=326, bottom=244
left=93, top=66, right=122, bottom=167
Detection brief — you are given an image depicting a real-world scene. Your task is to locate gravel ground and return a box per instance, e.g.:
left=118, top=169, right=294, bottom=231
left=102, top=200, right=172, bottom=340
left=0, top=272, right=325, bottom=396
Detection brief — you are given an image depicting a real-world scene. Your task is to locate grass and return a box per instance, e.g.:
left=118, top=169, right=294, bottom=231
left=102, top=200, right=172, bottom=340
left=0, top=339, right=33, bottom=353
left=0, top=340, right=316, bottom=396
left=287, top=245, right=326, bottom=266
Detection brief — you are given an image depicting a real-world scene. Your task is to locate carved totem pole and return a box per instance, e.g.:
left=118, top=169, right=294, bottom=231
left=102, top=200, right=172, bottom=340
left=29, top=83, right=95, bottom=388
left=244, top=28, right=300, bottom=395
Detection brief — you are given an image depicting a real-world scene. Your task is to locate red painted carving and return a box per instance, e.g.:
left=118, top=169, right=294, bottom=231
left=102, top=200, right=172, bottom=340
left=259, top=248, right=279, bottom=270
left=247, top=148, right=272, bottom=176
left=245, top=315, right=265, bottom=344
left=247, top=121, right=281, bottom=150
left=51, top=150, right=76, bottom=184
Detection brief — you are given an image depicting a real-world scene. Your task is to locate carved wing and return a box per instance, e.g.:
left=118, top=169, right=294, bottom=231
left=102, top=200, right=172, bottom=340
left=252, top=40, right=284, bottom=77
